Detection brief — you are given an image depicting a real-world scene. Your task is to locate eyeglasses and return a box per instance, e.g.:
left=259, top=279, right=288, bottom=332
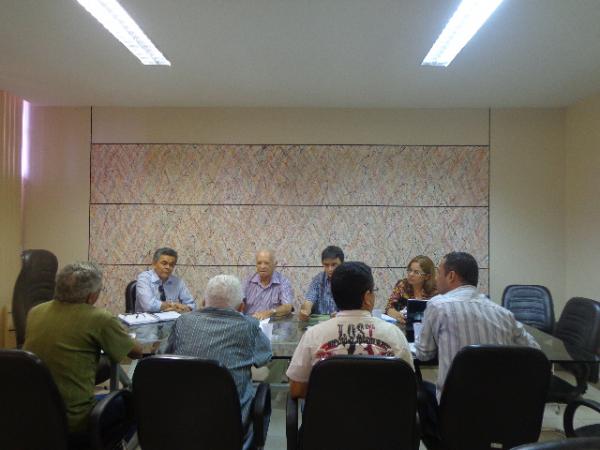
left=158, top=284, right=166, bottom=302
left=406, top=269, right=427, bottom=277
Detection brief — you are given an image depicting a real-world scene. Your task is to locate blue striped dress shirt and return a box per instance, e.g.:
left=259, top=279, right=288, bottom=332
left=164, top=307, right=272, bottom=427
left=415, top=285, right=539, bottom=400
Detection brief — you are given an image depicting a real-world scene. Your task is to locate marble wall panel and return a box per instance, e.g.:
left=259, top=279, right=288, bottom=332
left=97, top=264, right=489, bottom=315
left=91, top=143, right=489, bottom=315
left=91, top=144, right=488, bottom=206
left=90, top=205, right=488, bottom=268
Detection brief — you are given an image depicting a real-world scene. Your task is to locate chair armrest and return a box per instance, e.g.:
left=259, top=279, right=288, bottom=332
left=286, top=393, right=299, bottom=450
left=252, top=382, right=271, bottom=448
left=89, top=390, right=134, bottom=450
left=564, top=397, right=600, bottom=437
left=95, top=354, right=112, bottom=385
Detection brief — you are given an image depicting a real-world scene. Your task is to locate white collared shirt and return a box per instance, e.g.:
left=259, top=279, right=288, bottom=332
left=286, top=309, right=413, bottom=383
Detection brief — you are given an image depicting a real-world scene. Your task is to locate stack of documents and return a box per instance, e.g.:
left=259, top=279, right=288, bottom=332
left=118, top=311, right=181, bottom=326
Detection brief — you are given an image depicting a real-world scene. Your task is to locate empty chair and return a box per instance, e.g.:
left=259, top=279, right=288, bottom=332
left=125, top=280, right=137, bottom=313
left=0, top=349, right=134, bottom=450
left=502, top=285, right=555, bottom=333
left=511, top=437, right=600, bottom=449
left=133, top=355, right=271, bottom=450
left=12, top=249, right=58, bottom=347
left=547, top=297, right=600, bottom=405
left=286, top=355, right=419, bottom=450
left=430, top=345, right=551, bottom=450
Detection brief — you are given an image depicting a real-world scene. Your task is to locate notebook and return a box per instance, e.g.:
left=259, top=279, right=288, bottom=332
left=118, top=311, right=181, bottom=326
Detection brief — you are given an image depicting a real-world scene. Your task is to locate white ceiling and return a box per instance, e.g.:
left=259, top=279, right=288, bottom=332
left=1, top=0, right=599, bottom=108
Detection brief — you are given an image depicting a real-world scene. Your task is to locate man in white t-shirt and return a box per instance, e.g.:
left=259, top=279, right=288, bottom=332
left=286, top=261, right=413, bottom=399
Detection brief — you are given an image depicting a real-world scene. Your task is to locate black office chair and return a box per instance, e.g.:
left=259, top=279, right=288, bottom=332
left=125, top=280, right=137, bottom=313
left=511, top=437, right=600, bottom=449
left=547, top=298, right=600, bottom=405
left=286, top=355, right=419, bottom=450
left=12, top=249, right=58, bottom=348
left=133, top=355, right=271, bottom=450
left=564, top=398, right=600, bottom=439
left=502, top=285, right=555, bottom=334
left=430, top=345, right=551, bottom=450
left=0, top=349, right=134, bottom=450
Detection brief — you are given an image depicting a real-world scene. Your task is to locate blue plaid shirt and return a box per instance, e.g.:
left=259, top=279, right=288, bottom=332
left=305, top=272, right=338, bottom=314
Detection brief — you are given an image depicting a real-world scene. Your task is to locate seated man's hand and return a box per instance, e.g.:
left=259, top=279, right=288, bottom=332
left=172, top=302, right=192, bottom=313
left=253, top=310, right=273, bottom=321
left=160, top=301, right=177, bottom=312
left=298, top=301, right=313, bottom=321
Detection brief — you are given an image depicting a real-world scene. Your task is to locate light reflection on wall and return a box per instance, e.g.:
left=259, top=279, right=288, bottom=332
left=21, top=100, right=30, bottom=179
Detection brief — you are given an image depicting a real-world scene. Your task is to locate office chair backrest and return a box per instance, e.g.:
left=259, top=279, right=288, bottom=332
left=0, top=349, right=69, bottom=450
left=125, top=280, right=137, bottom=313
left=439, top=345, right=551, bottom=450
left=554, top=297, right=600, bottom=383
left=502, top=285, right=555, bottom=333
left=12, top=249, right=58, bottom=347
left=300, top=355, right=418, bottom=450
left=133, top=355, right=244, bottom=450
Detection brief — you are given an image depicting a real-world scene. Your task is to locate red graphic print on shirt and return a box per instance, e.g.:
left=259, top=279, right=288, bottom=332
left=315, top=322, right=395, bottom=359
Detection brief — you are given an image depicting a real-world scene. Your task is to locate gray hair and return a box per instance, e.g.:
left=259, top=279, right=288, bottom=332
left=153, top=247, right=178, bottom=263
left=204, top=275, right=243, bottom=309
left=55, top=261, right=103, bottom=304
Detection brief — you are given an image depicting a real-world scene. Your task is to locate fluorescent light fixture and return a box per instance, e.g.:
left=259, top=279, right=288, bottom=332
left=21, top=100, right=30, bottom=179
left=75, top=0, right=171, bottom=65
left=422, top=0, right=503, bottom=67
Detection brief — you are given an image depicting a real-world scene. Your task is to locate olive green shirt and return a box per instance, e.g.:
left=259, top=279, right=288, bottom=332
left=24, top=300, right=135, bottom=433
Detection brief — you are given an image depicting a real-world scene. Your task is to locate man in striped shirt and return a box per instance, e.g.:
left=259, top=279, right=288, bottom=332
left=243, top=249, right=294, bottom=320
left=165, top=274, right=272, bottom=442
left=415, top=252, right=538, bottom=445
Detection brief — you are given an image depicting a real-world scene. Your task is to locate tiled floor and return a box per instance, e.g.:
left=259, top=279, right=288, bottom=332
left=263, top=367, right=600, bottom=450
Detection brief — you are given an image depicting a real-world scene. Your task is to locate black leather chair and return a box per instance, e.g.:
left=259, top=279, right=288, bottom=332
left=286, top=355, right=419, bottom=450
left=125, top=280, right=137, bottom=313
left=547, top=298, right=600, bottom=405
left=564, top=398, right=600, bottom=439
left=502, top=284, right=555, bottom=334
left=133, top=355, right=271, bottom=450
left=430, top=345, right=551, bottom=450
left=511, top=437, right=600, bottom=449
left=0, top=349, right=135, bottom=450
left=12, top=249, right=58, bottom=347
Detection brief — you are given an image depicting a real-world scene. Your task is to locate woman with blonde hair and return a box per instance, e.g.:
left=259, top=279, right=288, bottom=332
left=384, top=255, right=437, bottom=324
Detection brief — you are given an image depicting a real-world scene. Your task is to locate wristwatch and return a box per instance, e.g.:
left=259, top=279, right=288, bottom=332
left=271, top=308, right=277, bottom=316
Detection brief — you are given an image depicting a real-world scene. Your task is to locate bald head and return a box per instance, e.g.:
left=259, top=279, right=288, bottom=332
left=256, top=249, right=276, bottom=281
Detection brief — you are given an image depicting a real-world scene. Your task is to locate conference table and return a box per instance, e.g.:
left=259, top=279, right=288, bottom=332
left=111, top=314, right=598, bottom=390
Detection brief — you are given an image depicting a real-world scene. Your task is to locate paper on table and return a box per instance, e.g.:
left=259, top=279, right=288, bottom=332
left=413, top=322, right=423, bottom=339
left=154, top=311, right=181, bottom=321
left=118, top=311, right=181, bottom=326
left=380, top=313, right=398, bottom=323
left=259, top=318, right=273, bottom=340
left=118, top=313, right=158, bottom=326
